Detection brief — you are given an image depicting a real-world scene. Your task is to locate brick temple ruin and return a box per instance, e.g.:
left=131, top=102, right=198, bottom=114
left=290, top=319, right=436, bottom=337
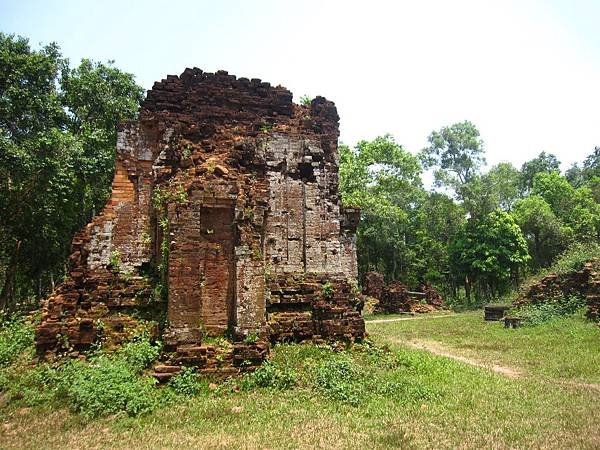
left=35, top=68, right=365, bottom=372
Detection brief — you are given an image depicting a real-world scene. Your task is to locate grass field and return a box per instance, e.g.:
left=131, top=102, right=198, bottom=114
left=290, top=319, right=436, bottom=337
left=1, top=311, right=599, bottom=449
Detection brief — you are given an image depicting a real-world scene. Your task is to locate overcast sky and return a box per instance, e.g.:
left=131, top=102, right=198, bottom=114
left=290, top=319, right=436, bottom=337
left=2, top=0, right=599, bottom=171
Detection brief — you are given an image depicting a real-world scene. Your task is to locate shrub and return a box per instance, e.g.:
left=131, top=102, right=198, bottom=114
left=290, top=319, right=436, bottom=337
left=57, top=357, right=158, bottom=418
left=0, top=327, right=163, bottom=418
left=53, top=334, right=162, bottom=418
left=117, top=335, right=162, bottom=372
left=513, top=294, right=586, bottom=326
left=0, top=363, right=61, bottom=406
left=311, top=355, right=365, bottom=406
left=299, top=95, right=312, bottom=106
left=243, top=332, right=259, bottom=344
left=241, top=361, right=297, bottom=390
left=550, top=242, right=600, bottom=275
left=0, top=315, right=34, bottom=367
left=168, top=367, right=204, bottom=396
left=321, top=281, right=334, bottom=299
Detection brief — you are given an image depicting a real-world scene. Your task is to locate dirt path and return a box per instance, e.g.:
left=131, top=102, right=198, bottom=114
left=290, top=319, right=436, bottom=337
left=390, top=337, right=600, bottom=391
left=366, top=314, right=461, bottom=324
left=398, top=339, right=522, bottom=378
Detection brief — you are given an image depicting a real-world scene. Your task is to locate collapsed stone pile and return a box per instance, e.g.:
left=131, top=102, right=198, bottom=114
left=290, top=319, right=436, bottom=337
left=362, top=271, right=385, bottom=299
left=378, top=281, right=412, bottom=313
left=420, top=282, right=444, bottom=308
left=35, top=68, right=365, bottom=374
left=361, top=272, right=445, bottom=314
left=514, top=259, right=600, bottom=324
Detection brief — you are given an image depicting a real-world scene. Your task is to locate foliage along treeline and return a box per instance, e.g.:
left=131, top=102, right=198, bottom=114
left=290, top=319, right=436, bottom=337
left=340, top=121, right=600, bottom=303
left=0, top=33, right=144, bottom=310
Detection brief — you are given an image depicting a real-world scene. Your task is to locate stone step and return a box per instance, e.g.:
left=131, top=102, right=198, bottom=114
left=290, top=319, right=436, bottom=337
left=154, top=365, right=182, bottom=374
left=151, top=372, right=177, bottom=383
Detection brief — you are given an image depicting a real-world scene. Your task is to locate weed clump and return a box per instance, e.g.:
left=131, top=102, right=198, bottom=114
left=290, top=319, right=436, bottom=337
left=57, top=356, right=159, bottom=418
left=311, top=354, right=365, bottom=406
left=0, top=315, right=34, bottom=367
left=54, top=335, right=163, bottom=418
left=512, top=295, right=586, bottom=326
left=168, top=367, right=204, bottom=396
left=241, top=361, right=297, bottom=390
left=0, top=324, right=163, bottom=419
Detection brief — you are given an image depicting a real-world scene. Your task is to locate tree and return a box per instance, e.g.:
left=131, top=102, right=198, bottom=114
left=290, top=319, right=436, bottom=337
left=565, top=163, right=585, bottom=188
left=412, top=192, right=465, bottom=292
left=511, top=196, right=571, bottom=268
left=519, top=151, right=560, bottom=194
left=532, top=172, right=599, bottom=240
left=461, top=162, right=521, bottom=220
left=61, top=58, right=145, bottom=213
left=450, top=210, right=530, bottom=300
left=0, top=33, right=143, bottom=310
left=587, top=176, right=600, bottom=203
left=582, top=147, right=600, bottom=180
left=340, top=135, right=425, bottom=284
left=420, top=120, right=485, bottom=194
left=531, top=172, right=575, bottom=221
left=566, top=148, right=600, bottom=190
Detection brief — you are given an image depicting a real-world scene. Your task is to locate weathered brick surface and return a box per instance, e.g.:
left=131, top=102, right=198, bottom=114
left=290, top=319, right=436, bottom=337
left=36, top=68, right=364, bottom=368
left=362, top=271, right=385, bottom=299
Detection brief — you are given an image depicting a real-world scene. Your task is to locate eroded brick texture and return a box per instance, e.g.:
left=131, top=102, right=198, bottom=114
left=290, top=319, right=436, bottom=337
left=36, top=68, right=364, bottom=369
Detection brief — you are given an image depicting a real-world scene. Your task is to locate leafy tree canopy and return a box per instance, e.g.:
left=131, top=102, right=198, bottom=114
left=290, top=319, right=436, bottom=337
left=461, top=162, right=521, bottom=220
left=340, top=135, right=425, bottom=283
left=519, top=151, right=560, bottom=194
left=420, top=120, right=485, bottom=192
left=511, top=195, right=571, bottom=268
left=450, top=210, right=530, bottom=297
left=0, top=33, right=144, bottom=308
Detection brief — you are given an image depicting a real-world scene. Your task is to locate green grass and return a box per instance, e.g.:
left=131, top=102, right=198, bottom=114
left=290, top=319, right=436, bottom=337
left=0, top=313, right=599, bottom=449
left=363, top=310, right=454, bottom=321
left=368, top=310, right=600, bottom=384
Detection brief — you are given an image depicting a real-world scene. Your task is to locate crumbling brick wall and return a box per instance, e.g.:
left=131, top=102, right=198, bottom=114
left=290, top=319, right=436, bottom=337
left=36, top=68, right=364, bottom=368
left=515, top=259, right=600, bottom=324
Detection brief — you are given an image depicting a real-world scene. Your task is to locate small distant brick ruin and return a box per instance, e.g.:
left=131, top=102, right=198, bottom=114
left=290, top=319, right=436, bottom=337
left=361, top=271, right=444, bottom=314
left=35, top=68, right=365, bottom=373
left=515, top=259, right=600, bottom=324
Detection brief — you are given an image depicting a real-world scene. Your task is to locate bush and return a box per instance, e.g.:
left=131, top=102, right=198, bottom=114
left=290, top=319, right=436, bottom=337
left=50, top=334, right=162, bottom=418
left=311, top=355, right=365, bottom=406
left=117, top=336, right=162, bottom=372
left=513, top=295, right=586, bottom=326
left=168, top=367, right=204, bottom=396
left=58, top=356, right=159, bottom=418
left=550, top=242, right=600, bottom=275
left=241, top=361, right=297, bottom=390
left=0, top=315, right=34, bottom=367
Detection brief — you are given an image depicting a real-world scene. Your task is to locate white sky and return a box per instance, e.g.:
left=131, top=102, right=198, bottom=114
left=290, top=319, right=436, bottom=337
left=2, top=0, right=600, bottom=171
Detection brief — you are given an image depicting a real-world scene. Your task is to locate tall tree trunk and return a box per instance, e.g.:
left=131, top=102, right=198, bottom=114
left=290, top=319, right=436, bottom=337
left=464, top=276, right=471, bottom=303
left=0, top=240, right=21, bottom=311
